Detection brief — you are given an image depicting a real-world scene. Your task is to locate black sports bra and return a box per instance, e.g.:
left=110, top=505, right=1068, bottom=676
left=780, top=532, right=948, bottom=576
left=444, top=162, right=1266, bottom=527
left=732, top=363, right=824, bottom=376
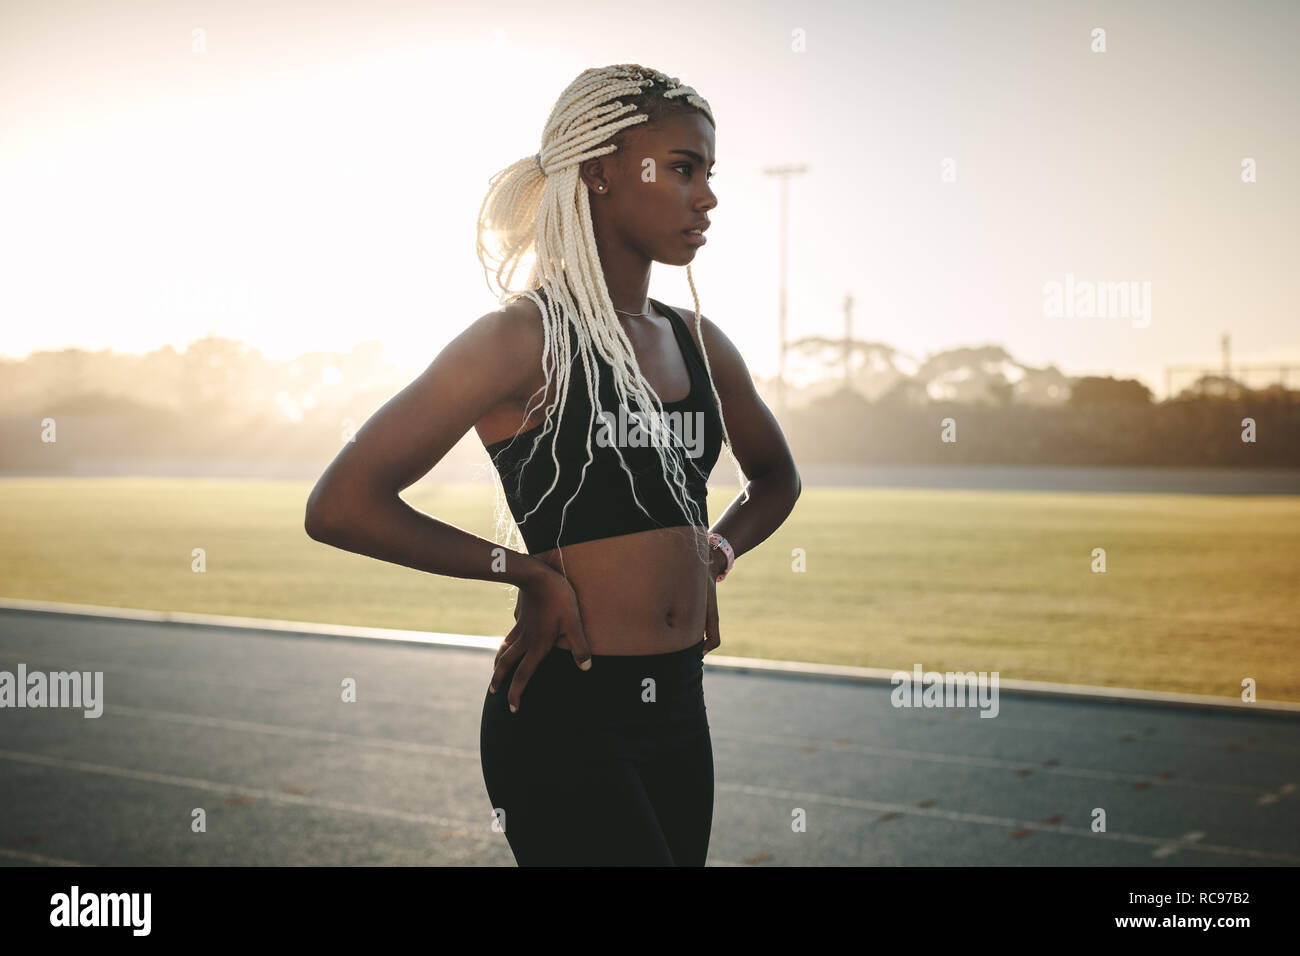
left=484, top=293, right=723, bottom=554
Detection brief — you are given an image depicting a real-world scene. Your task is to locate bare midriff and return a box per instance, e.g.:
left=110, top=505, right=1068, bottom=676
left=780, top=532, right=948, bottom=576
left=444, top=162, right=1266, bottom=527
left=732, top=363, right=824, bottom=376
left=530, top=525, right=711, bottom=656
left=478, top=421, right=713, bottom=654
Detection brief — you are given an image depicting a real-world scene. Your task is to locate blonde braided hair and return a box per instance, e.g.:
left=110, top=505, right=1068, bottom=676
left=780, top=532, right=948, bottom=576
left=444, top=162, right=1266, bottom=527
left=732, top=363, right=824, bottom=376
left=475, top=64, right=748, bottom=581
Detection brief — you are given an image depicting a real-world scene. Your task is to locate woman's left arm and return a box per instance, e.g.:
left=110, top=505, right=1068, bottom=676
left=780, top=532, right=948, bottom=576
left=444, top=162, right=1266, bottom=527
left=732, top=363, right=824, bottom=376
left=692, top=310, right=801, bottom=652
left=695, top=310, right=802, bottom=565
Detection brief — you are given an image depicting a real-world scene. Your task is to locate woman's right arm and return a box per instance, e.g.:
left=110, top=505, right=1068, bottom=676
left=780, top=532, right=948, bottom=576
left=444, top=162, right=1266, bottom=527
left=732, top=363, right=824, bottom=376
left=303, top=304, right=546, bottom=589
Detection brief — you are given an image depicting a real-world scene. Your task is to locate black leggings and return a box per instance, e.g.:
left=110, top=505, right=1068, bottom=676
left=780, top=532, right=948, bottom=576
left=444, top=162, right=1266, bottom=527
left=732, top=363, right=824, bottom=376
left=479, top=637, right=713, bottom=866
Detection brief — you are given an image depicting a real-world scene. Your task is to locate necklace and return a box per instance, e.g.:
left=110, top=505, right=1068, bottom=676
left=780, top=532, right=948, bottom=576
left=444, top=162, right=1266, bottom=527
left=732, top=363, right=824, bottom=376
left=613, top=305, right=651, bottom=319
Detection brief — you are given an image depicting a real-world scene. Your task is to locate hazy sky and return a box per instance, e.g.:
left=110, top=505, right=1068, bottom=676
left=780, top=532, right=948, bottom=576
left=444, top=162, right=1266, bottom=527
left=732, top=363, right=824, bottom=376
left=2, top=0, right=1296, bottom=398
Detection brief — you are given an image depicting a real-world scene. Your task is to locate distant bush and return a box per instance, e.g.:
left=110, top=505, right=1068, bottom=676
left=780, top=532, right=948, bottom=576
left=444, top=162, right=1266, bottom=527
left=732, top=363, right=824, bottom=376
left=1067, top=376, right=1153, bottom=405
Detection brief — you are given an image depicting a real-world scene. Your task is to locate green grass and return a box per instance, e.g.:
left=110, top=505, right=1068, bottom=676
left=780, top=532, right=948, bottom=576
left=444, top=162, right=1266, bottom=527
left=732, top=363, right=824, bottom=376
left=1, top=477, right=1296, bottom=701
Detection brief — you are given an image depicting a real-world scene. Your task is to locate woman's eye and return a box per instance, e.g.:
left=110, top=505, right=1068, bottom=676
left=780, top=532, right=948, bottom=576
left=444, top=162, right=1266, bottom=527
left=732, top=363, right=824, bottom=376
left=675, top=164, right=716, bottom=181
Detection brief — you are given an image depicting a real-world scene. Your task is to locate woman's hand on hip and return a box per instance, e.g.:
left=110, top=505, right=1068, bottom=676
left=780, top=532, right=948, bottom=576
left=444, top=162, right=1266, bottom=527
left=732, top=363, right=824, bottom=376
left=703, top=550, right=723, bottom=655
left=489, top=566, right=591, bottom=713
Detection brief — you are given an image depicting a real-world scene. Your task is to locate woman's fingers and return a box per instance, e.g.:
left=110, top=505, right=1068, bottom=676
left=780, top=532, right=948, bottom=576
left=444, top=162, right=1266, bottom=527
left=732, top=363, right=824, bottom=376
left=493, top=620, right=520, bottom=668
left=494, top=628, right=519, bottom=668
left=703, top=578, right=721, bottom=654
left=506, top=647, right=547, bottom=714
left=566, top=617, right=592, bottom=671
left=489, top=623, right=524, bottom=693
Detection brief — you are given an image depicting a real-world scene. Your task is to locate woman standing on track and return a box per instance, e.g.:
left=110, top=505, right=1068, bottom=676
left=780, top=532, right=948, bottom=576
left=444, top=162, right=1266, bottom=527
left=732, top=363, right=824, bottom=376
left=305, top=64, right=801, bottom=866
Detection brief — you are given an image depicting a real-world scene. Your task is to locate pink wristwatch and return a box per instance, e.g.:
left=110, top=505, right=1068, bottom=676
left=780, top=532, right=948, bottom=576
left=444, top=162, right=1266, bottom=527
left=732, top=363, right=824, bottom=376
left=707, top=532, right=734, bottom=582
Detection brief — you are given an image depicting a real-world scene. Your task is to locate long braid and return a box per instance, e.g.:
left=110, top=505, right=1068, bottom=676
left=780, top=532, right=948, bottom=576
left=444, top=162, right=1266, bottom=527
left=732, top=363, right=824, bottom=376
left=475, top=64, right=743, bottom=589
left=684, top=262, right=749, bottom=507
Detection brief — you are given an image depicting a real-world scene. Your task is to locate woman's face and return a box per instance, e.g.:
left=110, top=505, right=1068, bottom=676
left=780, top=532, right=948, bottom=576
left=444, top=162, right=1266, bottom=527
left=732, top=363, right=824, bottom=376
left=592, top=110, right=718, bottom=266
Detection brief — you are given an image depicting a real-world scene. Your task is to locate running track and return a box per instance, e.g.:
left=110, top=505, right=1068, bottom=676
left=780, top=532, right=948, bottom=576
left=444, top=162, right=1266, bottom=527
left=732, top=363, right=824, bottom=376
left=0, top=607, right=1296, bottom=866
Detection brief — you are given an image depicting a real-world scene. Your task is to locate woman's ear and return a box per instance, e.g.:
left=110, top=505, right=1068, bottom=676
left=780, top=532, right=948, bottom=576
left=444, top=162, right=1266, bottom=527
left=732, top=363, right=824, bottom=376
left=579, top=157, right=610, bottom=194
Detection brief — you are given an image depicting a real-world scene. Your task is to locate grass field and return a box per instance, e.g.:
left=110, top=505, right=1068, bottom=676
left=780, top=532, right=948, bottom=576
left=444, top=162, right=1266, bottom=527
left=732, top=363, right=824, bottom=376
left=1, top=477, right=1296, bottom=701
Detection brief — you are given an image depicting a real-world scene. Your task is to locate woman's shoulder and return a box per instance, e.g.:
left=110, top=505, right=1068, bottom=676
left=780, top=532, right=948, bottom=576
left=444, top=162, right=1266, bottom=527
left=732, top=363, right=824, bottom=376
left=501, top=290, right=572, bottom=337
left=494, top=294, right=547, bottom=344
left=461, top=296, right=549, bottom=405
left=661, top=301, right=711, bottom=357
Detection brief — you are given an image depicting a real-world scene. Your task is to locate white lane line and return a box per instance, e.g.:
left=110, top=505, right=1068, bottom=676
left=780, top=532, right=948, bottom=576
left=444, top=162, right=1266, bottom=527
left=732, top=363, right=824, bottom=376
left=1153, top=831, right=1205, bottom=858
left=0, top=749, right=499, bottom=839
left=881, top=711, right=1300, bottom=758
left=0, top=599, right=501, bottom=651
left=1256, top=783, right=1297, bottom=805
left=715, top=782, right=1300, bottom=863
left=0, top=847, right=88, bottom=866
left=94, top=704, right=479, bottom=760
left=711, top=728, right=1281, bottom=797
left=5, top=652, right=476, bottom=714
